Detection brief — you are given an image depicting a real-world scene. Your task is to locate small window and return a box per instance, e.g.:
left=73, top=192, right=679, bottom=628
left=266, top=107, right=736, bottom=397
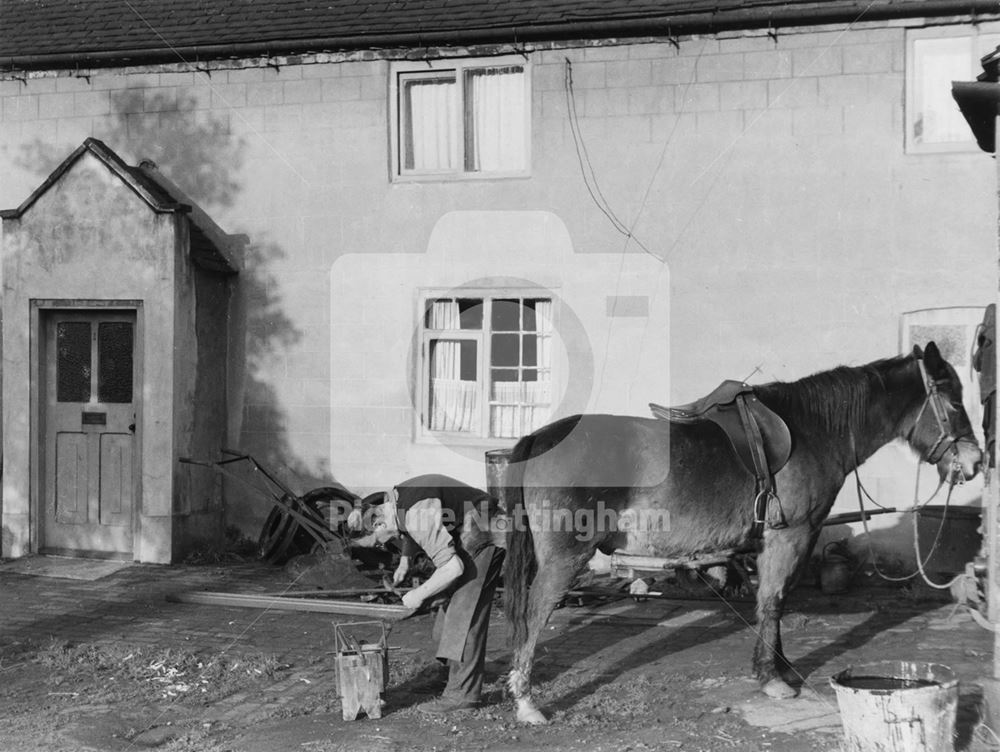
left=906, top=25, right=1000, bottom=153
left=97, top=321, right=134, bottom=404
left=421, top=295, right=552, bottom=439
left=392, top=58, right=530, bottom=179
left=56, top=321, right=92, bottom=403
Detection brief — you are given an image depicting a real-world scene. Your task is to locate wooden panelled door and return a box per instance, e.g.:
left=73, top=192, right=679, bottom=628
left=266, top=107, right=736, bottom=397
left=42, top=310, right=137, bottom=558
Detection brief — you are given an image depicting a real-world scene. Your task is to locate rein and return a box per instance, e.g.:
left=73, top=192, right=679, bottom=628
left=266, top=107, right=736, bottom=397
left=853, top=461, right=961, bottom=589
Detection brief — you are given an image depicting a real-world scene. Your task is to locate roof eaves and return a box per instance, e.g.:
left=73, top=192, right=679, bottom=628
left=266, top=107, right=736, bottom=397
left=135, top=161, right=242, bottom=274
left=5, top=0, right=1000, bottom=72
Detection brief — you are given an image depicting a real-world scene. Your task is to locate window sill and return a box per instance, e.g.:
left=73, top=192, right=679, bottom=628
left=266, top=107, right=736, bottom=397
left=392, top=170, right=531, bottom=184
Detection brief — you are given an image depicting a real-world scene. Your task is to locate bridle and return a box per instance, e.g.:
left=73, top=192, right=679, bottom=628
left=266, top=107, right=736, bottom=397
left=851, top=356, right=980, bottom=590
left=914, top=357, right=976, bottom=467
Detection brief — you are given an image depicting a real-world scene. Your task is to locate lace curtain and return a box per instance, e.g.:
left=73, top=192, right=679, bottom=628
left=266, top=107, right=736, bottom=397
left=403, top=77, right=457, bottom=171
left=490, top=381, right=552, bottom=438
left=428, top=300, right=478, bottom=432
left=467, top=66, right=526, bottom=172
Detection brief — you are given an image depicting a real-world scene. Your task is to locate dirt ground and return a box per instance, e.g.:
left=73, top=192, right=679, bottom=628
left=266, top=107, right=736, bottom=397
left=0, top=558, right=997, bottom=752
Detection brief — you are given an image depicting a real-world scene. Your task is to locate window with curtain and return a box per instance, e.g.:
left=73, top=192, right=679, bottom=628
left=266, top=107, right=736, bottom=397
left=422, top=295, right=552, bottom=439
left=395, top=58, right=529, bottom=178
left=906, top=25, right=1000, bottom=153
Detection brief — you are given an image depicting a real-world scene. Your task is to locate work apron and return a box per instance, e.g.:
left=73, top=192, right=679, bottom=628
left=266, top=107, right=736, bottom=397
left=432, top=543, right=503, bottom=663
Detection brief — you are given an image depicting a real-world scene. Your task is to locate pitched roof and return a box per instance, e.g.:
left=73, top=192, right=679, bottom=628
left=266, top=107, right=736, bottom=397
left=1, top=138, right=241, bottom=273
left=0, top=138, right=185, bottom=218
left=3, top=0, right=998, bottom=71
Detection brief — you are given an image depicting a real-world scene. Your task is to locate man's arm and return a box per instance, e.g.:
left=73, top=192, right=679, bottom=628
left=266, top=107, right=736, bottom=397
left=399, top=498, right=464, bottom=610
left=393, top=555, right=410, bottom=585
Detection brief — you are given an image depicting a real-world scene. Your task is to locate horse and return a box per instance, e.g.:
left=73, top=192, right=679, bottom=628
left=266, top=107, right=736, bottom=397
left=502, top=342, right=982, bottom=725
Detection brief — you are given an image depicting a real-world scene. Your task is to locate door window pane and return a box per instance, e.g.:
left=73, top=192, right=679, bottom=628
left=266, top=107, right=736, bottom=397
left=98, top=322, right=134, bottom=403
left=56, top=322, right=92, bottom=403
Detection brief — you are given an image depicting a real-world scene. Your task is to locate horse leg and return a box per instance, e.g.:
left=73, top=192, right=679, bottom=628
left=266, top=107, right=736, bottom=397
left=752, top=524, right=814, bottom=699
left=508, top=553, right=582, bottom=725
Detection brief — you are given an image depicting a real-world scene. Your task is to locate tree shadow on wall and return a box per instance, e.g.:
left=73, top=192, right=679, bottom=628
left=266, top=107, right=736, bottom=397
left=14, top=89, right=242, bottom=205
left=16, top=86, right=325, bottom=537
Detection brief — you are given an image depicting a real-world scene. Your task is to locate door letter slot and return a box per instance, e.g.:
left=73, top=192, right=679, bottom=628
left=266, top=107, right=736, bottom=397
left=81, top=411, right=107, bottom=426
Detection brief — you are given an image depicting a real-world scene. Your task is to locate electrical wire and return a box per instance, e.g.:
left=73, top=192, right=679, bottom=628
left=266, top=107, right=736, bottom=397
left=564, top=59, right=659, bottom=259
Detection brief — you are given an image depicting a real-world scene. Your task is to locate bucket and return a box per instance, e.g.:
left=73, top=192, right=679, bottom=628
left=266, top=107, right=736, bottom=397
left=830, top=661, right=959, bottom=752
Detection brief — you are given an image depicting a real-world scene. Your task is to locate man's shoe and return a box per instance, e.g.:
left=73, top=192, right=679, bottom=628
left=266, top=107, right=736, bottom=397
left=416, top=696, right=480, bottom=714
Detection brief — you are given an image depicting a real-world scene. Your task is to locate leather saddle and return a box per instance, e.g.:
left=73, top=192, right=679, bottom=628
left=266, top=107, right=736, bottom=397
left=650, top=381, right=792, bottom=532
left=650, top=380, right=791, bottom=474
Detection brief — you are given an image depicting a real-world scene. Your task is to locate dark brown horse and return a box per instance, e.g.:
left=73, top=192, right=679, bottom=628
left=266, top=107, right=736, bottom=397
left=503, top=343, right=982, bottom=724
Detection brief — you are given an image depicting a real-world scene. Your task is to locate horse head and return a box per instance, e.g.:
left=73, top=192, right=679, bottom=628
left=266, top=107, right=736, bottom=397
left=909, top=342, right=982, bottom=483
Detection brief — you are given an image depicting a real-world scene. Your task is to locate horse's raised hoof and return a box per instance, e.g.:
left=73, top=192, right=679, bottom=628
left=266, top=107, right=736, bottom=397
left=761, top=678, right=799, bottom=700
left=515, top=702, right=549, bottom=725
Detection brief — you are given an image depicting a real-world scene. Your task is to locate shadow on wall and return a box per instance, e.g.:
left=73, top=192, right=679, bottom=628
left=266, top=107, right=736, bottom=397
left=15, top=86, right=316, bottom=539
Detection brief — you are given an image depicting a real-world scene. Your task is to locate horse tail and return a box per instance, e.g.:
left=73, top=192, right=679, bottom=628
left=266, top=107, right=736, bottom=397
left=503, top=432, right=537, bottom=648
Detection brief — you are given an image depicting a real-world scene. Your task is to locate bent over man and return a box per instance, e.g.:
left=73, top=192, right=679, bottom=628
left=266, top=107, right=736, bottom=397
left=351, top=473, right=505, bottom=714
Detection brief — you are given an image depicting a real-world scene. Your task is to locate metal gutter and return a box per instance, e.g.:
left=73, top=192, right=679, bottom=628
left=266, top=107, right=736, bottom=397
left=4, top=0, right=1000, bottom=72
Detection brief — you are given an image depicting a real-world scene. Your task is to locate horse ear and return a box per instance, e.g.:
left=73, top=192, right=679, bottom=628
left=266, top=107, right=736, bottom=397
left=911, top=344, right=924, bottom=359
left=923, top=341, right=942, bottom=366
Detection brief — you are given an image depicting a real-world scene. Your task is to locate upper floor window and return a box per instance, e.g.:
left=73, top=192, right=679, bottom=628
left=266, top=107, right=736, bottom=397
left=420, top=294, right=551, bottom=440
left=391, top=57, right=530, bottom=180
left=907, top=24, right=1000, bottom=153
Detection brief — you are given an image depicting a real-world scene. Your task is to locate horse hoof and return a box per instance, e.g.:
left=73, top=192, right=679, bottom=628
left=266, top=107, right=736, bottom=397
left=762, top=678, right=799, bottom=700
left=516, top=707, right=549, bottom=725
left=779, top=666, right=801, bottom=686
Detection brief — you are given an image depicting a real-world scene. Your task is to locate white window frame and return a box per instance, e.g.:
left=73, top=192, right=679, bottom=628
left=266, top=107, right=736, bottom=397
left=389, top=56, right=532, bottom=182
left=906, top=23, right=1000, bottom=154
left=416, top=291, right=554, bottom=444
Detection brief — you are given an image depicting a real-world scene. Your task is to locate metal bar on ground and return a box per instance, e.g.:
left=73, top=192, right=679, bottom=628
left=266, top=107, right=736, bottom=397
left=167, top=590, right=412, bottom=618
left=610, top=550, right=736, bottom=573
left=254, top=587, right=412, bottom=598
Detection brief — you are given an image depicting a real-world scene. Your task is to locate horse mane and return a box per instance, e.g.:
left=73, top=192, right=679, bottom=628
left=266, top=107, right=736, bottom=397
left=754, top=355, right=913, bottom=436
